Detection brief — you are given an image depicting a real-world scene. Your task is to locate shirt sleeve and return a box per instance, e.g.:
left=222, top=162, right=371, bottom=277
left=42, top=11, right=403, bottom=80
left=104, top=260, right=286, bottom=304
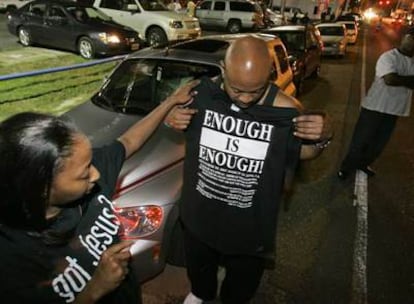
left=92, top=140, right=126, bottom=195
left=376, top=51, right=397, bottom=78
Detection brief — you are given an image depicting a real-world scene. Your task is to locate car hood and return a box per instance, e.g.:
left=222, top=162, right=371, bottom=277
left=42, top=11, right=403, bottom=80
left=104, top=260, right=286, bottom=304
left=144, top=10, right=198, bottom=22
left=320, top=36, right=344, bottom=43
left=63, top=100, right=185, bottom=191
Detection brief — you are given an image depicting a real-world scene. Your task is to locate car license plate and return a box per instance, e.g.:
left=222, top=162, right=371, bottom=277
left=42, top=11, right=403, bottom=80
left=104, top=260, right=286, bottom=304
left=131, top=43, right=139, bottom=51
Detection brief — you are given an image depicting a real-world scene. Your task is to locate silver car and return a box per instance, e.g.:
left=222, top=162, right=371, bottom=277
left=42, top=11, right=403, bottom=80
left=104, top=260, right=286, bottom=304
left=316, top=23, right=348, bottom=58
left=64, top=33, right=291, bottom=282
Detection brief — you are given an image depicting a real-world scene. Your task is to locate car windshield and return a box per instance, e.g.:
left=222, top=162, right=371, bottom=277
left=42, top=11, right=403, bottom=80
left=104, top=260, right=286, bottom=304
left=93, top=59, right=221, bottom=114
left=318, top=27, right=344, bottom=36
left=274, top=31, right=304, bottom=51
left=67, top=6, right=112, bottom=22
left=138, top=0, right=168, bottom=11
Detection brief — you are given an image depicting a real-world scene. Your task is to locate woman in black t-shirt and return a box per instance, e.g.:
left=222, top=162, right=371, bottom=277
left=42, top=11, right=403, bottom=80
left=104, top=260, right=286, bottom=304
left=0, top=80, right=198, bottom=304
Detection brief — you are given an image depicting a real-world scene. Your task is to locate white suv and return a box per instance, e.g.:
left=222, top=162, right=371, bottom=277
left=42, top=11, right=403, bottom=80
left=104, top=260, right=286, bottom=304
left=195, top=0, right=264, bottom=33
left=93, top=0, right=201, bottom=46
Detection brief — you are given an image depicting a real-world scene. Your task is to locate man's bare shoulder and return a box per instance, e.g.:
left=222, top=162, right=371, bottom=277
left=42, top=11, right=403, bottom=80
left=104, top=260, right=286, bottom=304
left=273, top=91, right=304, bottom=111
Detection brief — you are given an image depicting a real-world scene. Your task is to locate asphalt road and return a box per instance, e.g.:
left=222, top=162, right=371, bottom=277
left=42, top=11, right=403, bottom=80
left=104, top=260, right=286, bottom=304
left=1, top=14, right=413, bottom=303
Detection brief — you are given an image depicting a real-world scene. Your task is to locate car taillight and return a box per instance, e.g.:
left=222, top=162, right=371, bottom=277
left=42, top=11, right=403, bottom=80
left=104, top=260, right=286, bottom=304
left=115, top=205, right=163, bottom=239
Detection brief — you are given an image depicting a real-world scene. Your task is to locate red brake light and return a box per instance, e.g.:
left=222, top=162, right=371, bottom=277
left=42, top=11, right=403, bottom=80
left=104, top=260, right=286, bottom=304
left=115, top=205, right=163, bottom=238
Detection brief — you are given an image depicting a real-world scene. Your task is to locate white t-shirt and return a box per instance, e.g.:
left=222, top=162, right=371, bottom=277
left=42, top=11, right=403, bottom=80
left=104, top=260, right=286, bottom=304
left=362, top=48, right=414, bottom=117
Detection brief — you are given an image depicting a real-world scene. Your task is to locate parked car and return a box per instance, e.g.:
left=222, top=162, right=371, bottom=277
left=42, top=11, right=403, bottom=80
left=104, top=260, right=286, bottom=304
left=262, top=24, right=323, bottom=95
left=336, top=20, right=358, bottom=44
left=316, top=22, right=347, bottom=58
left=0, top=0, right=31, bottom=12
left=264, top=8, right=284, bottom=27
left=93, top=0, right=201, bottom=47
left=6, top=0, right=140, bottom=59
left=63, top=33, right=296, bottom=282
left=195, top=0, right=264, bottom=33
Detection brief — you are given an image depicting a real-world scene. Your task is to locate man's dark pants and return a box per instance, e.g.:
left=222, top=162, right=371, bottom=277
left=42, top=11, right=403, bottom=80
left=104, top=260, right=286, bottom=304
left=183, top=228, right=265, bottom=304
left=340, top=107, right=398, bottom=173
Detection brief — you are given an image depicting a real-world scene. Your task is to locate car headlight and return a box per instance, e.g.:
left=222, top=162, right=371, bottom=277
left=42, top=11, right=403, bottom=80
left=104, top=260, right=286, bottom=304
left=98, top=33, right=121, bottom=44
left=115, top=205, right=163, bottom=238
left=170, top=20, right=183, bottom=28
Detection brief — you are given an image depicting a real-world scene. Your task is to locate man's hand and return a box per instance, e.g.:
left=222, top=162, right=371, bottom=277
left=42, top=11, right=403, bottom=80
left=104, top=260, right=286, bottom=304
left=293, top=113, right=333, bottom=141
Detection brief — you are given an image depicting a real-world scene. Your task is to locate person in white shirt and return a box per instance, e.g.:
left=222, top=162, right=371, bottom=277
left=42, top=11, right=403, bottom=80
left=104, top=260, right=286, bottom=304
left=338, top=27, right=414, bottom=179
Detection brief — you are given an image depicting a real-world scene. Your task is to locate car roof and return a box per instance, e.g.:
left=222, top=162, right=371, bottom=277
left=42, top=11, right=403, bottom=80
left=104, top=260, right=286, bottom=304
left=126, top=33, right=279, bottom=65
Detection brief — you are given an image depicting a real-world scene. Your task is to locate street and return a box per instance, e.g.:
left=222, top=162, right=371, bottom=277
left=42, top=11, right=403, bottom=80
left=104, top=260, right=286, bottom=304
left=1, top=13, right=413, bottom=303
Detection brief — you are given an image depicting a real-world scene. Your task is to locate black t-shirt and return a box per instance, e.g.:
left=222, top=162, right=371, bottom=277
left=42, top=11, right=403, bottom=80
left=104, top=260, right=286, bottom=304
left=0, top=141, right=140, bottom=304
left=180, top=77, right=301, bottom=255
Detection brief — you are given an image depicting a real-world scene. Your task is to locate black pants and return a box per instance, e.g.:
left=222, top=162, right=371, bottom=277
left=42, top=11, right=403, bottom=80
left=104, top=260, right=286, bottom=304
left=340, top=108, right=398, bottom=172
left=183, top=228, right=265, bottom=304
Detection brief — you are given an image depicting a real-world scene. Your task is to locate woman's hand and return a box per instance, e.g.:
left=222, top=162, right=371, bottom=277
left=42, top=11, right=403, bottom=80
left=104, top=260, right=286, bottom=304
left=165, top=80, right=200, bottom=107
left=74, top=241, right=133, bottom=303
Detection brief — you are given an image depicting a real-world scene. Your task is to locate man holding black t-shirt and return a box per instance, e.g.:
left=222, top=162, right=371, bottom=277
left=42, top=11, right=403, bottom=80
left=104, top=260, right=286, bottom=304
left=165, top=36, right=333, bottom=304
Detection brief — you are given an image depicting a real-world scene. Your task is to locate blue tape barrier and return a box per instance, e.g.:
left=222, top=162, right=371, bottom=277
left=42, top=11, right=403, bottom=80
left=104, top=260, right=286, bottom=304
left=0, top=54, right=126, bottom=81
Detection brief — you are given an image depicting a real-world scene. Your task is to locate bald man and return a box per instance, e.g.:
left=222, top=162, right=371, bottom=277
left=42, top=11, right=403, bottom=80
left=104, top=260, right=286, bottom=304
left=166, top=36, right=333, bottom=304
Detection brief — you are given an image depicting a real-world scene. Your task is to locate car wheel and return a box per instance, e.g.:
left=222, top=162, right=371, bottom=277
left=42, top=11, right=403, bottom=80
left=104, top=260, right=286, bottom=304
left=311, top=65, right=320, bottom=78
left=78, top=37, right=95, bottom=59
left=18, top=27, right=32, bottom=47
left=146, top=27, right=168, bottom=47
left=227, top=20, right=241, bottom=33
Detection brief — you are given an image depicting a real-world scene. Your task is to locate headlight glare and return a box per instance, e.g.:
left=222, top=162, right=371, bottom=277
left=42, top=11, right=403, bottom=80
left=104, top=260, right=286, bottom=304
left=98, top=32, right=121, bottom=44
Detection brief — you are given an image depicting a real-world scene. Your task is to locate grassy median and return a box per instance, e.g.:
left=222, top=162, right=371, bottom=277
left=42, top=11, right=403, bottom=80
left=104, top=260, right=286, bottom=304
left=0, top=48, right=119, bottom=122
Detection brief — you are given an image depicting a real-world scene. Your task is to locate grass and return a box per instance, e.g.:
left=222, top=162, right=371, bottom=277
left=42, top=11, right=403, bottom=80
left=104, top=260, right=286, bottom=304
left=0, top=48, right=119, bottom=122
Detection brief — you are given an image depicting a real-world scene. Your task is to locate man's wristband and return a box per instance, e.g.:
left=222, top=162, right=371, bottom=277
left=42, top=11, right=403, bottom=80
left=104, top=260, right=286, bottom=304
left=302, top=136, right=333, bottom=149
left=313, top=138, right=332, bottom=149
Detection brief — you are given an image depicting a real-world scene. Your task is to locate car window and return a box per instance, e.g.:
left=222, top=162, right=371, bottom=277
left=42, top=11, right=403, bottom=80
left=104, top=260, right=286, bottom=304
left=274, top=45, right=289, bottom=73
left=28, top=3, right=46, bottom=16
left=229, top=2, right=253, bottom=12
left=100, top=0, right=124, bottom=10
left=48, top=6, right=66, bottom=18
left=274, top=31, right=304, bottom=51
left=93, top=59, right=221, bottom=114
left=318, top=26, right=344, bottom=36
left=213, top=1, right=225, bottom=11
left=198, top=1, right=211, bottom=9
left=138, top=0, right=167, bottom=11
